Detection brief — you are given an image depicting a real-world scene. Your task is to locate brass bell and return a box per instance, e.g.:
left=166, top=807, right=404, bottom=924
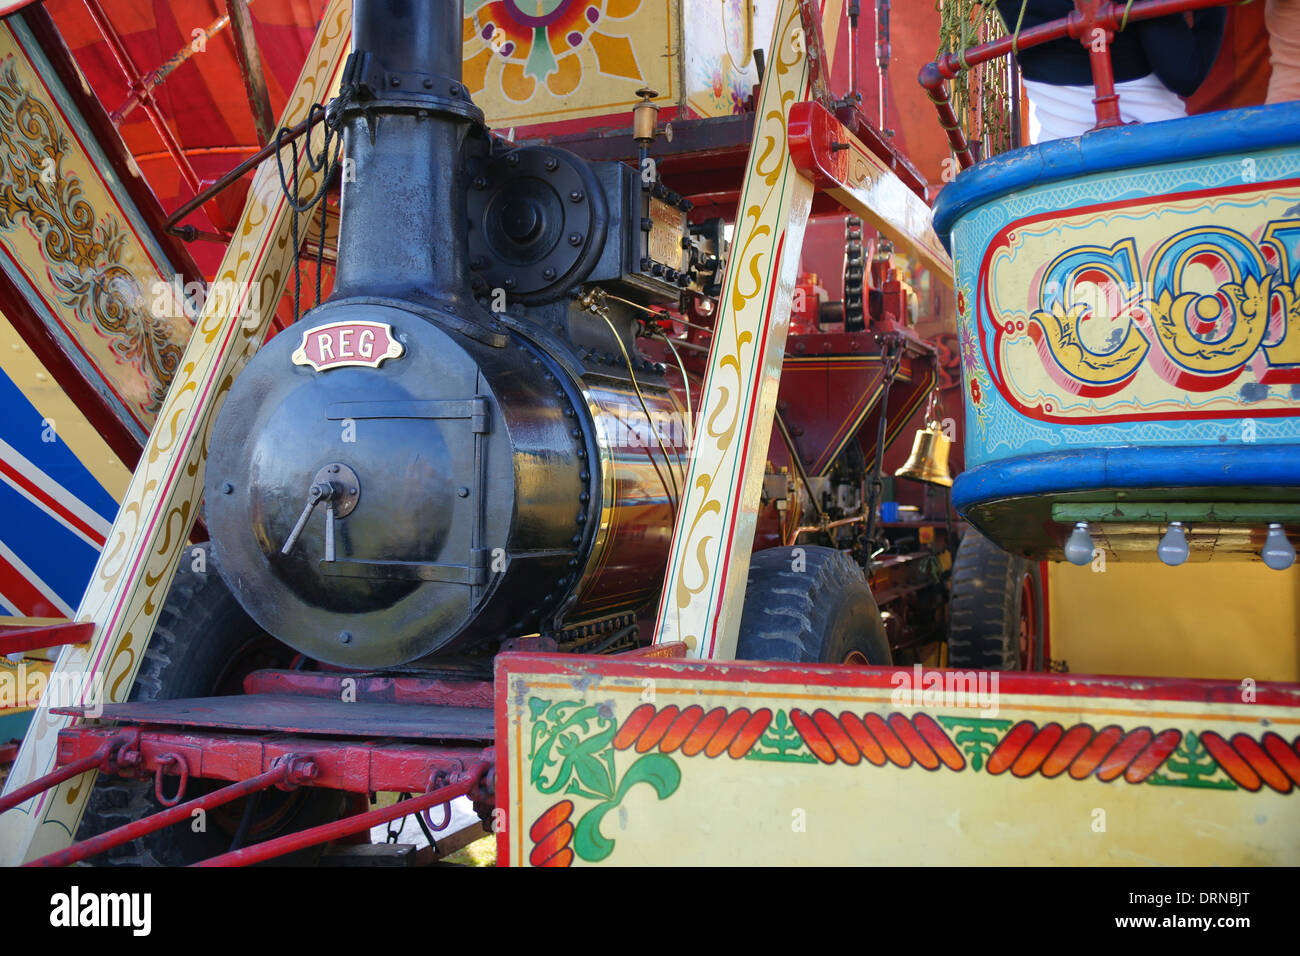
left=894, top=419, right=953, bottom=487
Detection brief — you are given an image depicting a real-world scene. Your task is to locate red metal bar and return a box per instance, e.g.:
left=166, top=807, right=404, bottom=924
left=194, top=760, right=493, bottom=866
left=0, top=621, right=93, bottom=657
left=25, top=758, right=307, bottom=867
left=0, top=734, right=128, bottom=815
left=242, top=668, right=494, bottom=709
left=796, top=0, right=833, bottom=108
left=81, top=0, right=204, bottom=197
left=108, top=5, right=246, bottom=124
left=57, top=724, right=483, bottom=795
left=918, top=0, right=1232, bottom=169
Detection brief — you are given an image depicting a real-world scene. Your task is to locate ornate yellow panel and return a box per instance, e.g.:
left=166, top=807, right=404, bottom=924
left=463, top=0, right=680, bottom=130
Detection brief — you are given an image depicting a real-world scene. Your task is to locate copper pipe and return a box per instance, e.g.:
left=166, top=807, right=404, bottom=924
left=790, top=514, right=865, bottom=543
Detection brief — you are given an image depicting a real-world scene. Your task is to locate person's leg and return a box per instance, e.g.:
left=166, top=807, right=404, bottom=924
left=1022, top=78, right=1098, bottom=143
left=1266, top=0, right=1300, bottom=104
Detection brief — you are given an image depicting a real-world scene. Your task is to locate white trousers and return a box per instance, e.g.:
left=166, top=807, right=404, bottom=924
left=1022, top=74, right=1187, bottom=144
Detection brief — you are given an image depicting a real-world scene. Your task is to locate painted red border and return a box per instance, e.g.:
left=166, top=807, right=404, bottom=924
left=495, top=651, right=1300, bottom=712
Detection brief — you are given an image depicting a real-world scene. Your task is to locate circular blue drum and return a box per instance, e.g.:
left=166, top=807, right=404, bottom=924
left=933, top=103, right=1300, bottom=565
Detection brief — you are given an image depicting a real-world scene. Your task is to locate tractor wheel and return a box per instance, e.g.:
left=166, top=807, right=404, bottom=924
left=75, top=543, right=349, bottom=866
left=736, top=546, right=892, bottom=665
left=947, top=529, right=1045, bottom=671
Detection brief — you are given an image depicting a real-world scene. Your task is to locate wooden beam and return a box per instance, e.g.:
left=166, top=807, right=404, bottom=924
left=226, top=0, right=276, bottom=148
left=0, top=0, right=354, bottom=865
left=789, top=100, right=953, bottom=284
left=651, top=0, right=845, bottom=659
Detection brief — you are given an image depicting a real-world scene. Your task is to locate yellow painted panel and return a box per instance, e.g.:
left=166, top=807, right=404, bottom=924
left=1049, top=561, right=1300, bottom=683
left=464, top=0, right=678, bottom=130
left=501, top=657, right=1300, bottom=866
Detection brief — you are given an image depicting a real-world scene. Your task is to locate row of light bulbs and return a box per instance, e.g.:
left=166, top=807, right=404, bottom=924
left=1064, top=521, right=1297, bottom=571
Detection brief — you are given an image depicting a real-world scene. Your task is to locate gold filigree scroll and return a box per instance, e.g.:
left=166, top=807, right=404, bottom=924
left=0, top=0, right=353, bottom=864
left=0, top=59, right=181, bottom=415
left=652, top=0, right=844, bottom=659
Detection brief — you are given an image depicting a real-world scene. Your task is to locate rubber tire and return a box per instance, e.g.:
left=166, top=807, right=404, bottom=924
left=75, top=543, right=349, bottom=866
left=947, top=529, right=1045, bottom=671
left=736, top=546, right=892, bottom=664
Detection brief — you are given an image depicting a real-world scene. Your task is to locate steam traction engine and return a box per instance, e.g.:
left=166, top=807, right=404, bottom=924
left=0, top=0, right=977, bottom=866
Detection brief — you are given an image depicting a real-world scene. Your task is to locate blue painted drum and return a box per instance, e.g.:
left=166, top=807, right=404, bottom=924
left=932, top=103, right=1300, bottom=563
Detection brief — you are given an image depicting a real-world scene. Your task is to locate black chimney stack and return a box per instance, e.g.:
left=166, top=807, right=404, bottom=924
left=329, top=0, right=480, bottom=306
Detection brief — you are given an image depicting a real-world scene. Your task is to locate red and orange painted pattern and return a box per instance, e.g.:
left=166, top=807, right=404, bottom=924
left=609, top=703, right=1300, bottom=789
left=528, top=799, right=575, bottom=867
left=988, top=723, right=1182, bottom=782
left=613, top=703, right=772, bottom=758
left=790, top=709, right=965, bottom=770
left=1200, top=731, right=1300, bottom=794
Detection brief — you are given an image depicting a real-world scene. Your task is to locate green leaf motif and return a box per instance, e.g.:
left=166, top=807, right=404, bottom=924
left=573, top=754, right=682, bottom=863
left=746, top=709, right=817, bottom=763
left=936, top=715, right=1012, bottom=772
left=1147, top=732, right=1237, bottom=790
left=527, top=698, right=616, bottom=799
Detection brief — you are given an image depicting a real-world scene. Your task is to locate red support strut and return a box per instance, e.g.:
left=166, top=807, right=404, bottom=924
left=25, top=757, right=315, bottom=867
left=194, top=761, right=493, bottom=867
left=0, top=734, right=128, bottom=816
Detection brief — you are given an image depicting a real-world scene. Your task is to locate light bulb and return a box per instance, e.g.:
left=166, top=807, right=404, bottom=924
left=1064, top=521, right=1094, bottom=566
left=1262, top=523, right=1296, bottom=571
left=1157, top=521, right=1189, bottom=567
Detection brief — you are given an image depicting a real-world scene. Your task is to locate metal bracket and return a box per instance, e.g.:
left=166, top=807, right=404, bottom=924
left=320, top=551, right=489, bottom=586
left=326, top=398, right=489, bottom=433
left=796, top=0, right=834, bottom=109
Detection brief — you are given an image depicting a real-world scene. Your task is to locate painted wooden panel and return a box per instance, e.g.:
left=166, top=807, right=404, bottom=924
left=0, top=18, right=196, bottom=444
left=948, top=145, right=1300, bottom=471
left=498, top=653, right=1300, bottom=865
left=650, top=0, right=844, bottom=660
left=462, top=0, right=679, bottom=131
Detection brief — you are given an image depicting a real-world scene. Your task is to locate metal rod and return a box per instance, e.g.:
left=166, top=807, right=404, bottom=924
left=25, top=761, right=295, bottom=867
left=82, top=0, right=204, bottom=196
left=790, top=514, right=864, bottom=543
left=162, top=114, right=315, bottom=239
left=876, top=0, right=890, bottom=134
left=0, top=621, right=93, bottom=657
left=193, top=762, right=491, bottom=867
left=109, top=3, right=256, bottom=124
left=918, top=0, right=1230, bottom=169
left=0, top=736, right=124, bottom=816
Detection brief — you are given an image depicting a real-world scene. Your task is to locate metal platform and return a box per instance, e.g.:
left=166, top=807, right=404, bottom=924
left=53, top=694, right=494, bottom=741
